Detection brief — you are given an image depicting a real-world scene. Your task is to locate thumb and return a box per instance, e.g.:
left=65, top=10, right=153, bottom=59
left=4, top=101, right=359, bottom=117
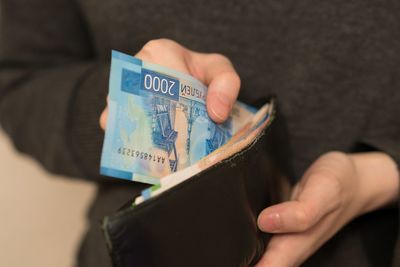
left=190, top=53, right=240, bottom=123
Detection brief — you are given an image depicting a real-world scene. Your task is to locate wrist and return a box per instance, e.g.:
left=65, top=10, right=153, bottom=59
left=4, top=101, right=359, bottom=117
left=349, top=152, right=399, bottom=215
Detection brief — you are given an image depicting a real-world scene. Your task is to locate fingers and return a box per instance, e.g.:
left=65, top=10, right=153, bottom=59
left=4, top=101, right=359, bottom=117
left=207, top=70, right=240, bottom=123
left=256, top=206, right=347, bottom=267
left=258, top=201, right=319, bottom=233
left=100, top=96, right=109, bottom=130
left=255, top=234, right=307, bottom=267
left=255, top=230, right=322, bottom=267
left=256, top=152, right=360, bottom=267
left=100, top=39, right=240, bottom=130
left=100, top=107, right=108, bottom=130
left=258, top=175, right=342, bottom=233
left=131, top=39, right=240, bottom=123
left=190, top=53, right=240, bottom=123
left=135, top=39, right=191, bottom=74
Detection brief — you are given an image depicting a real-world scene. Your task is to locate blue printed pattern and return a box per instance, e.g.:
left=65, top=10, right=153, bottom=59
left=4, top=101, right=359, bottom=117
left=121, top=68, right=141, bottom=95
left=100, top=50, right=235, bottom=184
left=152, top=98, right=178, bottom=172
left=206, top=124, right=231, bottom=154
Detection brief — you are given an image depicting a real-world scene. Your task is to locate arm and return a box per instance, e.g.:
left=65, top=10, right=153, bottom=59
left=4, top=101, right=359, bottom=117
left=0, top=0, right=108, bottom=179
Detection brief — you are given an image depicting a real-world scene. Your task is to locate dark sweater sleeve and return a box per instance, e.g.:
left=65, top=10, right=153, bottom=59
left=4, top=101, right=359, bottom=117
left=359, top=85, right=400, bottom=167
left=0, top=0, right=109, bottom=180
left=365, top=90, right=400, bottom=267
left=359, top=84, right=400, bottom=267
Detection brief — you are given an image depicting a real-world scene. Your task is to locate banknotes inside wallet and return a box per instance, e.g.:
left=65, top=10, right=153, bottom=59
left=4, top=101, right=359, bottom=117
left=101, top=51, right=287, bottom=267
left=101, top=51, right=274, bottom=186
left=102, top=98, right=287, bottom=267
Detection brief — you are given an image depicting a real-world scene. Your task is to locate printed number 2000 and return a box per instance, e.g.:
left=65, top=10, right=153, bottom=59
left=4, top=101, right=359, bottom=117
left=143, top=74, right=176, bottom=96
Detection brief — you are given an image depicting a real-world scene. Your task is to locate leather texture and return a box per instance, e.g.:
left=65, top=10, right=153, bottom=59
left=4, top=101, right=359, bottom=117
left=102, top=106, right=287, bottom=267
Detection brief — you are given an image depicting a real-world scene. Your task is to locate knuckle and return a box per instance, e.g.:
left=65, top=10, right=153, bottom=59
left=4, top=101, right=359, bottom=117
left=209, top=53, right=231, bottom=64
left=144, top=38, right=171, bottom=48
left=308, top=173, right=345, bottom=211
left=324, top=151, right=348, bottom=160
left=313, top=173, right=344, bottom=203
left=208, top=54, right=240, bottom=85
left=217, top=70, right=241, bottom=88
left=312, top=173, right=342, bottom=192
left=322, top=151, right=354, bottom=173
left=230, top=72, right=241, bottom=87
left=325, top=175, right=343, bottom=195
left=142, top=38, right=177, bottom=55
left=326, top=176, right=345, bottom=209
left=296, top=204, right=313, bottom=230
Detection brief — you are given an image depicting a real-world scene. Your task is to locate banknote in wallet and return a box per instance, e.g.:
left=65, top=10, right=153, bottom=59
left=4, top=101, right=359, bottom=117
left=100, top=51, right=284, bottom=267
left=100, top=50, right=273, bottom=196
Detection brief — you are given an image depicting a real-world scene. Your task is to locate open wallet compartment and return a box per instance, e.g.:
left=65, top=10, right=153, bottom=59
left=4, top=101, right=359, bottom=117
left=102, top=99, right=290, bottom=267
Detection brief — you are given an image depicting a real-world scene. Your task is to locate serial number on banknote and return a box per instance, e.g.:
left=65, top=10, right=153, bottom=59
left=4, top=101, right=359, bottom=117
left=117, top=147, right=166, bottom=164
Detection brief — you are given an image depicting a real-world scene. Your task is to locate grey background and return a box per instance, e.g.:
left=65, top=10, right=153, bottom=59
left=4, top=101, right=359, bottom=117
left=0, top=133, right=95, bottom=266
left=0, top=5, right=94, bottom=266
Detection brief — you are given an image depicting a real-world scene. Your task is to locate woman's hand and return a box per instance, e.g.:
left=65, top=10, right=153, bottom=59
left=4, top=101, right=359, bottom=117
left=256, top=151, right=399, bottom=267
left=100, top=38, right=240, bottom=129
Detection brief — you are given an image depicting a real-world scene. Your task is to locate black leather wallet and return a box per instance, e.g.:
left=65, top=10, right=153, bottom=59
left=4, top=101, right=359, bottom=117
left=102, top=102, right=288, bottom=267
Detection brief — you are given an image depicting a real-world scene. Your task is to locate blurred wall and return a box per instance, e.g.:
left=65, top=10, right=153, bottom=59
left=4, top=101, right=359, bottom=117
left=0, top=130, right=96, bottom=267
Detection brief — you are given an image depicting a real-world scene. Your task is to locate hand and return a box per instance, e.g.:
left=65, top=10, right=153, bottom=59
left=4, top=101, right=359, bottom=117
left=256, top=151, right=399, bottom=267
left=100, top=39, right=240, bottom=129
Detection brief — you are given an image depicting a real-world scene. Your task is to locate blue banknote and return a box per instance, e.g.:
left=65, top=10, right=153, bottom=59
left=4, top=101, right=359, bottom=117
left=100, top=51, right=256, bottom=184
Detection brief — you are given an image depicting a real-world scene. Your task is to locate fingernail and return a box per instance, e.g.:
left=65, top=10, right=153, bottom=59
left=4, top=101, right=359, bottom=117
left=267, top=213, right=282, bottom=232
left=211, top=91, right=232, bottom=121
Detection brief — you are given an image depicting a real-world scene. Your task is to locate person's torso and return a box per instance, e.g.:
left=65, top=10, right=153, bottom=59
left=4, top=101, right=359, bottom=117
left=77, top=0, right=399, bottom=177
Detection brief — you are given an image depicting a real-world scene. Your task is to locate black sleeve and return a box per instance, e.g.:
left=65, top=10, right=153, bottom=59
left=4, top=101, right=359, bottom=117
left=0, top=0, right=109, bottom=180
left=358, top=82, right=400, bottom=267
left=359, top=85, right=400, bottom=167
left=354, top=29, right=400, bottom=266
